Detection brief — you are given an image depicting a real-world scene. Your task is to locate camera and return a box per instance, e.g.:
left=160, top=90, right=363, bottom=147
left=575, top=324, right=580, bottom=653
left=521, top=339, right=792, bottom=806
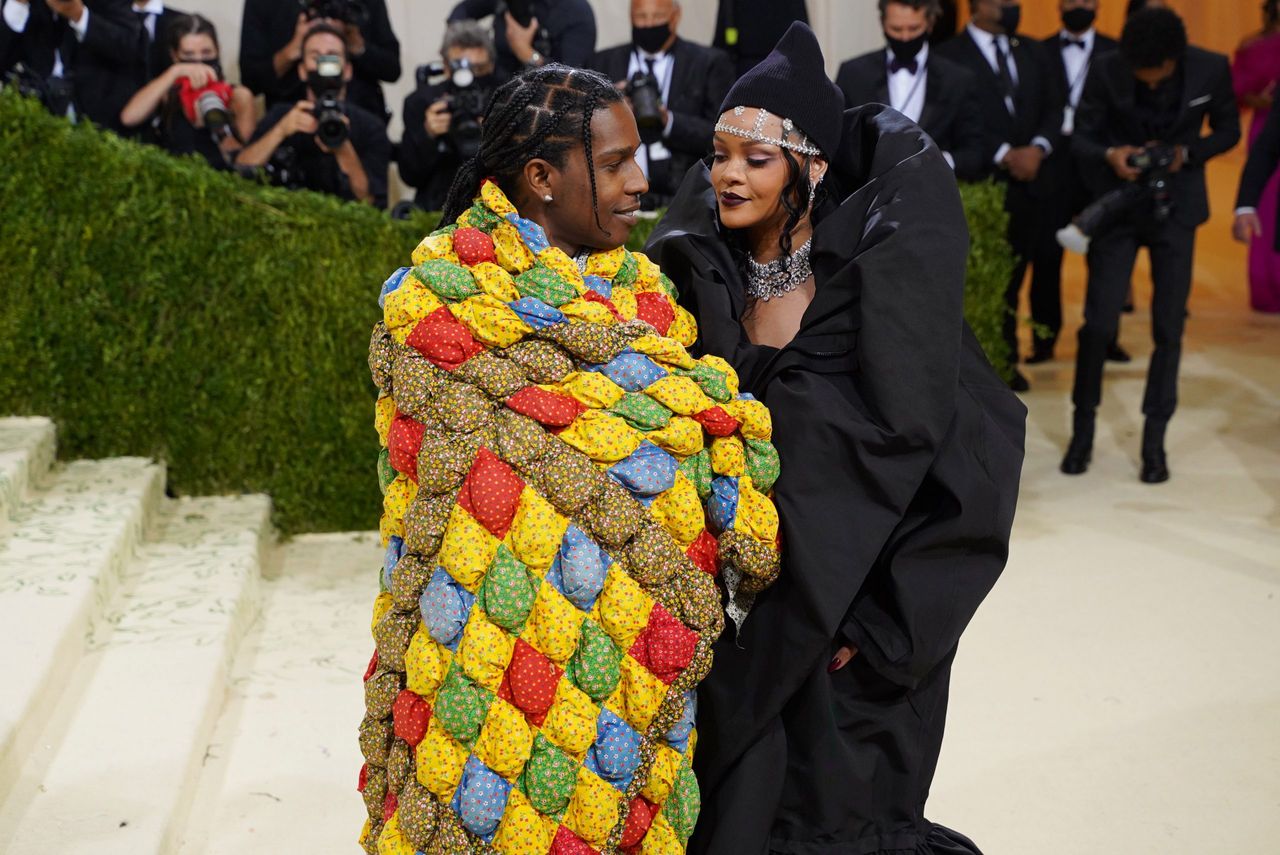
left=1057, top=143, right=1179, bottom=255
left=625, top=71, right=664, bottom=138
left=3, top=63, right=75, bottom=118
left=300, top=0, right=367, bottom=27
left=309, top=53, right=348, bottom=149
left=418, top=58, right=496, bottom=160
left=237, top=146, right=303, bottom=190
left=177, top=76, right=235, bottom=137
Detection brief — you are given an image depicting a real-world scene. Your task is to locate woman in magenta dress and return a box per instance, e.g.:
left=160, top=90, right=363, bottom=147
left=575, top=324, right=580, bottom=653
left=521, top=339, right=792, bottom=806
left=1233, top=0, right=1280, bottom=312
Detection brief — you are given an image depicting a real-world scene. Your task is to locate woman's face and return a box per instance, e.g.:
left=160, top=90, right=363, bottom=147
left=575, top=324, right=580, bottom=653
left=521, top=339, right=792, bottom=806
left=541, top=100, right=649, bottom=252
left=174, top=33, right=218, bottom=63
left=711, top=108, right=824, bottom=235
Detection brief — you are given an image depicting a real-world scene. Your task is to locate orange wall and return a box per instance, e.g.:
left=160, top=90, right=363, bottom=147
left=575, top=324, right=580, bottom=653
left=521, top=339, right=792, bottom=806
left=957, top=1, right=1268, bottom=56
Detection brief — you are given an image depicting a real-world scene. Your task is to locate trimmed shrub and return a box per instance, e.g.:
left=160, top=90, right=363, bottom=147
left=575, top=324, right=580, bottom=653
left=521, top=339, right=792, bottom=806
left=0, top=91, right=1013, bottom=533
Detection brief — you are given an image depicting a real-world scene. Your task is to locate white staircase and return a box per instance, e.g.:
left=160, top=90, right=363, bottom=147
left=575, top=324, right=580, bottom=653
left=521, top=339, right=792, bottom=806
left=0, top=417, right=281, bottom=853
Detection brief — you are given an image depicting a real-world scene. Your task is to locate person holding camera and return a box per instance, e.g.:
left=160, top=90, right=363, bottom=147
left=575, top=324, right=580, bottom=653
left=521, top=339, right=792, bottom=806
left=399, top=20, right=499, bottom=213
left=589, top=0, right=734, bottom=208
left=239, top=0, right=400, bottom=121
left=447, top=0, right=595, bottom=78
left=0, top=0, right=141, bottom=130
left=1060, top=8, right=1240, bottom=483
left=237, top=24, right=390, bottom=208
left=119, top=13, right=254, bottom=169
left=836, top=0, right=985, bottom=181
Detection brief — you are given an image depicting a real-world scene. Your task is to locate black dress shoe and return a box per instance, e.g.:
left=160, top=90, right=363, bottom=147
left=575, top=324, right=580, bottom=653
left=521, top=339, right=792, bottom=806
left=1140, top=452, right=1170, bottom=483
left=1060, top=437, right=1092, bottom=475
left=1009, top=370, right=1030, bottom=392
left=1026, top=344, right=1054, bottom=364
left=1106, top=342, right=1132, bottom=363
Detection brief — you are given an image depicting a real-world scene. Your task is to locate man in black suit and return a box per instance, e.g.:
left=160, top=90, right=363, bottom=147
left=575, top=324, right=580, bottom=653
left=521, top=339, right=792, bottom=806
left=0, top=0, right=141, bottom=131
left=1061, top=8, right=1240, bottom=482
left=1234, top=102, right=1280, bottom=254
left=1027, top=0, right=1119, bottom=363
left=836, top=0, right=984, bottom=181
left=712, top=0, right=807, bottom=76
left=590, top=0, right=734, bottom=209
left=130, top=0, right=184, bottom=82
left=938, top=0, right=1063, bottom=391
left=448, top=0, right=596, bottom=79
left=239, top=0, right=400, bottom=121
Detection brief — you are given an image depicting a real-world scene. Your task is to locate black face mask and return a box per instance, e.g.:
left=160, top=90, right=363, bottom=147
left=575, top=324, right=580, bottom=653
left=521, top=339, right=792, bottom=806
left=201, top=59, right=223, bottom=81
left=998, top=4, right=1022, bottom=34
left=885, top=31, right=928, bottom=63
left=1061, top=7, right=1096, bottom=33
left=632, top=22, right=671, bottom=55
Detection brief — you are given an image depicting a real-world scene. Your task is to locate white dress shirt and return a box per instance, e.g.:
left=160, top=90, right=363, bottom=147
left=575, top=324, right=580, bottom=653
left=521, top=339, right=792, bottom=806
left=3, top=0, right=92, bottom=80
left=134, top=0, right=165, bottom=42
left=885, top=42, right=955, bottom=170
left=966, top=23, right=1053, bottom=166
left=1057, top=27, right=1096, bottom=135
left=626, top=47, right=677, bottom=177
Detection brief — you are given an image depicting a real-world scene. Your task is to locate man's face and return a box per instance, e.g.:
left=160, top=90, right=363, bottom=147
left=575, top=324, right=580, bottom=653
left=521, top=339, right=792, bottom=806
left=299, top=32, right=350, bottom=81
left=631, top=0, right=680, bottom=33
left=1060, top=0, right=1098, bottom=13
left=974, top=0, right=1020, bottom=30
left=444, top=46, right=495, bottom=79
left=1134, top=58, right=1177, bottom=88
left=883, top=2, right=931, bottom=40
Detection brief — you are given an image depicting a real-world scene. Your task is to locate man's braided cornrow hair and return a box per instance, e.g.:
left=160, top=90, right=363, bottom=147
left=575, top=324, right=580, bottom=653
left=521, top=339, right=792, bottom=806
left=442, top=63, right=624, bottom=233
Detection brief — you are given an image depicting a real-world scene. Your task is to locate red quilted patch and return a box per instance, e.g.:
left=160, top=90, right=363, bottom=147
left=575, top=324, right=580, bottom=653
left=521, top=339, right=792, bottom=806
left=457, top=447, right=525, bottom=539
left=686, top=530, right=719, bottom=577
left=405, top=306, right=486, bottom=371
left=619, top=796, right=658, bottom=849
left=363, top=650, right=379, bottom=682
left=628, top=603, right=699, bottom=685
left=497, top=638, right=562, bottom=728
left=357, top=762, right=369, bottom=793
left=692, top=406, right=741, bottom=437
left=452, top=227, right=497, bottom=267
left=392, top=689, right=432, bottom=747
left=382, top=790, right=398, bottom=821
left=582, top=290, right=625, bottom=322
left=550, top=826, right=599, bottom=855
left=387, top=413, right=426, bottom=482
left=633, top=291, right=675, bottom=336
left=505, top=385, right=587, bottom=428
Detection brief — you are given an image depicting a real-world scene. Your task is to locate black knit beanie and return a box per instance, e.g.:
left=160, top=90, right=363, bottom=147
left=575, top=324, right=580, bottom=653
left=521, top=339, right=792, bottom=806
left=718, top=21, right=844, bottom=158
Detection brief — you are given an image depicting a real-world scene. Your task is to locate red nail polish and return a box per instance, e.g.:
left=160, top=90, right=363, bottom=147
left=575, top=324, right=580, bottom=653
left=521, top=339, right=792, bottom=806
left=827, top=657, right=841, bottom=672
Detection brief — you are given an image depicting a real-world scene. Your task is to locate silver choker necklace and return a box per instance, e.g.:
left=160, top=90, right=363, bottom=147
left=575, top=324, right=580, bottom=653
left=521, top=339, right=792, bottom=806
left=573, top=249, right=591, bottom=274
left=744, top=237, right=813, bottom=302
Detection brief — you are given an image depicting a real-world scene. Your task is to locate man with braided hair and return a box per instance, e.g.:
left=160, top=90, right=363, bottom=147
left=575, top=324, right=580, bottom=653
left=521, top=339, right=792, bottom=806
left=360, top=63, right=785, bottom=853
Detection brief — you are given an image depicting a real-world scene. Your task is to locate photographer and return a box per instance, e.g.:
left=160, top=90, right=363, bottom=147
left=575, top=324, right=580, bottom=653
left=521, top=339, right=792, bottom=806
left=0, top=0, right=141, bottom=131
left=448, top=0, right=595, bottom=78
left=399, top=21, right=499, bottom=213
left=590, top=0, right=734, bottom=208
left=239, top=0, right=400, bottom=121
left=237, top=24, right=390, bottom=208
left=120, top=14, right=255, bottom=170
left=1061, top=8, right=1240, bottom=483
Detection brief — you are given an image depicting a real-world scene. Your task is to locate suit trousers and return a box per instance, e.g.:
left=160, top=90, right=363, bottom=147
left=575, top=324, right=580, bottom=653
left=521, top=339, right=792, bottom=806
left=1028, top=147, right=1087, bottom=348
left=1072, top=216, right=1196, bottom=422
left=1004, top=181, right=1037, bottom=361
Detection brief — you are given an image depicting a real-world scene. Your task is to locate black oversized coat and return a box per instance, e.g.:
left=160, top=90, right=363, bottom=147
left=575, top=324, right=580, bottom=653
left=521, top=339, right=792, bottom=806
left=646, top=105, right=1027, bottom=854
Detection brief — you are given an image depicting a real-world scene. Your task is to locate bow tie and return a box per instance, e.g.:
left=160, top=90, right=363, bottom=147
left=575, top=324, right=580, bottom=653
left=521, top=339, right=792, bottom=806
left=889, top=57, right=919, bottom=75
left=1060, top=36, right=1087, bottom=49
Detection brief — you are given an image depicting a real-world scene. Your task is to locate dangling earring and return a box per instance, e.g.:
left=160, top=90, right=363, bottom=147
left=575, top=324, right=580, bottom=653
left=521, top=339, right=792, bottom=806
left=808, top=174, right=824, bottom=210
left=543, top=194, right=554, bottom=203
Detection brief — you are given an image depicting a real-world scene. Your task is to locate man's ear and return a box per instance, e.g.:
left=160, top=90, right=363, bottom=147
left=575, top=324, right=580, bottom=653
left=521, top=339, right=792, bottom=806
left=523, top=157, right=557, bottom=200
left=344, top=59, right=354, bottom=83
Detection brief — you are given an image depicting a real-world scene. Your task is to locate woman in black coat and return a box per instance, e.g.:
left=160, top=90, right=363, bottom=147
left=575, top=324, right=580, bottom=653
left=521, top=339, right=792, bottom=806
left=646, top=23, right=1027, bottom=855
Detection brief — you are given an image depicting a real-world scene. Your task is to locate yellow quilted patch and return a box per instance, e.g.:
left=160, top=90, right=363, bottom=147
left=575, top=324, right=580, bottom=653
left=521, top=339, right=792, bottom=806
left=384, top=280, right=445, bottom=343
left=596, top=567, right=655, bottom=650
left=632, top=251, right=662, bottom=291
left=456, top=611, right=515, bottom=691
left=449, top=294, right=534, bottom=348
left=640, top=812, right=685, bottom=855
left=559, top=298, right=621, bottom=326
left=700, top=355, right=738, bottom=395
left=583, top=246, right=627, bottom=279
left=541, top=680, right=600, bottom=760
left=640, top=743, right=682, bottom=805
left=724, top=397, right=771, bottom=439
left=507, top=488, right=570, bottom=571
left=492, top=223, right=535, bottom=273
left=439, top=504, right=500, bottom=593
left=375, top=394, right=396, bottom=446
left=610, top=287, right=638, bottom=321
left=629, top=335, right=697, bottom=370
left=521, top=583, right=583, bottom=664
left=493, top=788, right=557, bottom=855
left=481, top=180, right=518, bottom=215
left=649, top=472, right=704, bottom=547
left=371, top=592, right=394, bottom=635
left=644, top=375, right=715, bottom=416
left=736, top=475, right=780, bottom=543
left=668, top=305, right=698, bottom=348
left=608, top=654, right=669, bottom=733
left=709, top=435, right=746, bottom=477
left=554, top=371, right=626, bottom=409
left=415, top=718, right=469, bottom=800
left=475, top=697, right=535, bottom=781
left=647, top=415, right=705, bottom=457
left=411, top=231, right=459, bottom=266
left=564, top=767, right=624, bottom=847
left=537, top=246, right=586, bottom=292
left=376, top=813, right=416, bottom=855
left=557, top=410, right=642, bottom=463
left=405, top=624, right=452, bottom=697
left=471, top=261, right=520, bottom=302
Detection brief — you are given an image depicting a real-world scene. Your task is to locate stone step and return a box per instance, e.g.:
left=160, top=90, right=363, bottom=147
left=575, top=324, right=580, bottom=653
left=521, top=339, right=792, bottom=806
left=0, top=456, right=166, bottom=798
left=0, top=417, right=57, bottom=529
left=0, top=495, right=272, bottom=855
left=175, top=532, right=379, bottom=854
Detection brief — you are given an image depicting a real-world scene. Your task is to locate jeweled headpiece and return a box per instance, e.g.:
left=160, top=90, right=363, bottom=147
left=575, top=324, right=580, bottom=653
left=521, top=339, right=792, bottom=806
left=715, top=106, right=823, bottom=157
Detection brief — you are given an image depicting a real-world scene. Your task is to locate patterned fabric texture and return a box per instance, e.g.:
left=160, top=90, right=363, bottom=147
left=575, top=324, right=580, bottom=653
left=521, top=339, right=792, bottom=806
left=359, top=181, right=782, bottom=854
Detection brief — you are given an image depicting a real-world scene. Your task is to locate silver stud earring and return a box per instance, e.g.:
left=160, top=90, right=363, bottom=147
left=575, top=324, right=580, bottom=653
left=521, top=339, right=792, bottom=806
left=543, top=194, right=553, bottom=203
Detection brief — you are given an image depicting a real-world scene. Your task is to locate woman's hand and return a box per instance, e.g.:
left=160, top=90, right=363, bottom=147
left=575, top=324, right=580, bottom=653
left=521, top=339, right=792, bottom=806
left=829, top=644, right=858, bottom=672
left=169, top=62, right=218, bottom=90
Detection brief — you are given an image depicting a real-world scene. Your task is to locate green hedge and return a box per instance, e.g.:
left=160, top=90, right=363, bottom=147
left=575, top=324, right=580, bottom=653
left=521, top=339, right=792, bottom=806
left=0, top=91, right=1012, bottom=534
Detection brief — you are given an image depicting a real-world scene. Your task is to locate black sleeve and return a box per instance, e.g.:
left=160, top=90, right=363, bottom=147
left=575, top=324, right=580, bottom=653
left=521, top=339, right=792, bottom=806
left=550, top=0, right=596, bottom=67
left=665, top=48, right=735, bottom=158
left=1236, top=99, right=1280, bottom=208
left=356, top=116, right=392, bottom=209
left=1187, top=54, right=1241, bottom=167
left=80, top=0, right=142, bottom=67
left=249, top=104, right=290, bottom=144
left=448, top=0, right=498, bottom=21
left=948, top=70, right=987, bottom=181
left=397, top=88, right=445, bottom=189
left=352, top=0, right=400, bottom=84
left=239, top=0, right=285, bottom=96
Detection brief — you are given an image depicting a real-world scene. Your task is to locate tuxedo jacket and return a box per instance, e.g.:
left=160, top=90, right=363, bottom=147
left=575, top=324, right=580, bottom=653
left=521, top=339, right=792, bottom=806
left=936, top=28, right=1063, bottom=184
left=1236, top=103, right=1280, bottom=250
left=1037, top=31, right=1117, bottom=205
left=1042, top=30, right=1117, bottom=111
left=142, top=7, right=187, bottom=82
left=0, top=0, right=141, bottom=132
left=589, top=38, right=736, bottom=180
left=835, top=48, right=985, bottom=181
left=1074, top=46, right=1241, bottom=229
